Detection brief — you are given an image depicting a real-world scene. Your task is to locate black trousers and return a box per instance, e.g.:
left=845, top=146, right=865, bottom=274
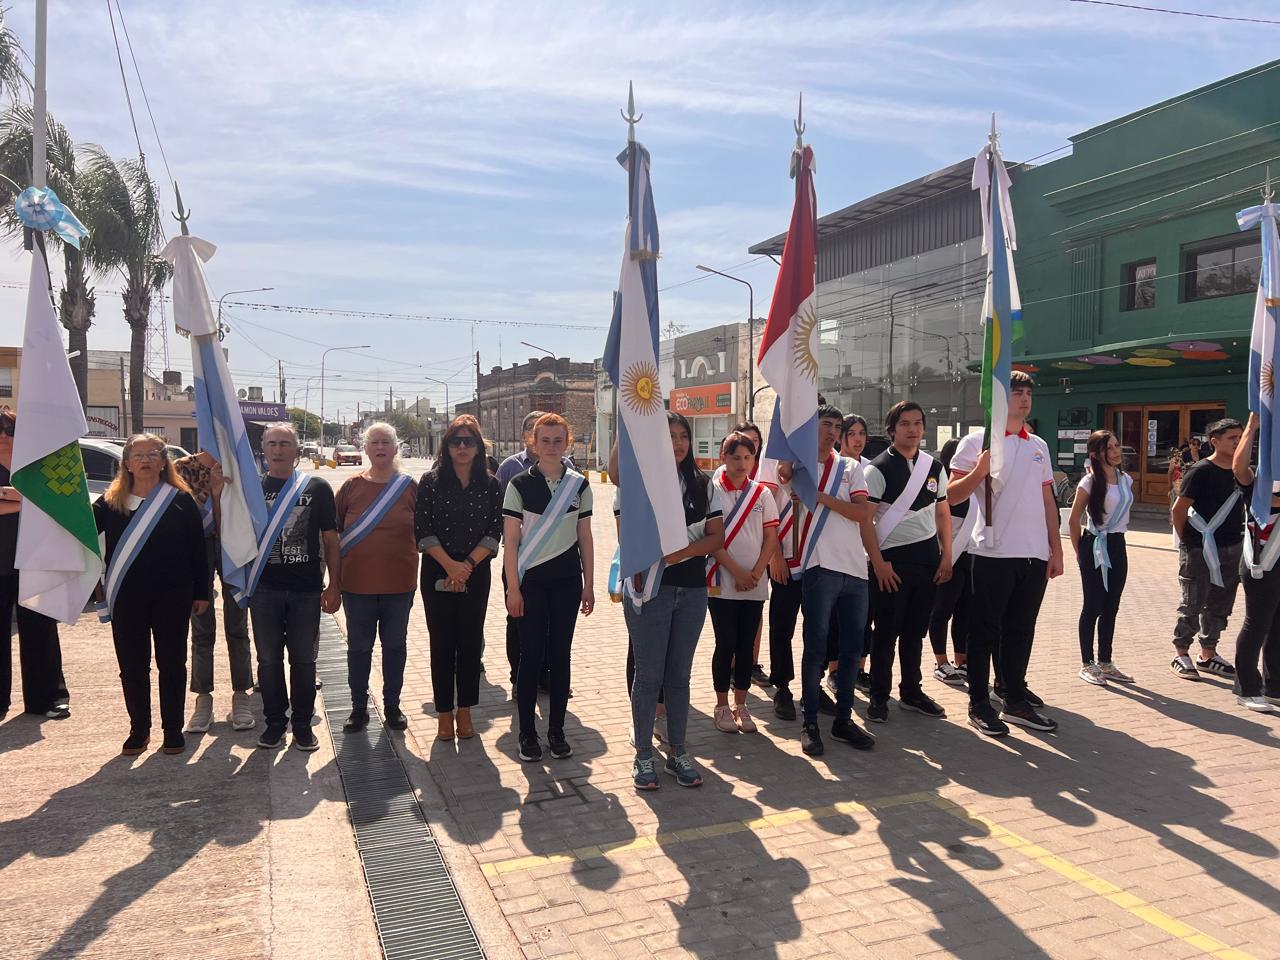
left=928, top=552, right=971, bottom=658
left=424, top=563, right=491, bottom=713
left=967, top=556, right=1048, bottom=712
left=1234, top=559, right=1280, bottom=699
left=503, top=569, right=546, bottom=686
left=767, top=576, right=802, bottom=690
left=1078, top=533, right=1128, bottom=664
left=111, top=587, right=191, bottom=736
left=515, top=575, right=580, bottom=738
left=709, top=597, right=764, bottom=693
left=0, top=573, right=68, bottom=714
left=870, top=561, right=937, bottom=703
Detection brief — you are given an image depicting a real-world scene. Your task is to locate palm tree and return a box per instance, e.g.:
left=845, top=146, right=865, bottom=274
left=79, top=148, right=169, bottom=435
left=0, top=106, right=104, bottom=407
left=0, top=7, right=30, bottom=103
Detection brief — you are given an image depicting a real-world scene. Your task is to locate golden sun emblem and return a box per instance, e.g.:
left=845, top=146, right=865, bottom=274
left=792, top=299, right=820, bottom=382
left=622, top=361, right=663, bottom=415
left=1264, top=360, right=1275, bottom=398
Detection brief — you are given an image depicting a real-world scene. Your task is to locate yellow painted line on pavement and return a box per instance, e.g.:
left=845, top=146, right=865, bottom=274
left=478, top=789, right=1255, bottom=960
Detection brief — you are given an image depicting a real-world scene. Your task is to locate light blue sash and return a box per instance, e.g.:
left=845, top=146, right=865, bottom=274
left=98, top=483, right=180, bottom=623
left=516, top=468, right=584, bottom=582
left=199, top=497, right=214, bottom=536
left=796, top=455, right=849, bottom=580
left=339, top=473, right=412, bottom=557
left=1085, top=473, right=1133, bottom=592
left=1243, top=512, right=1280, bottom=579
left=232, top=470, right=310, bottom=606
left=1187, top=489, right=1242, bottom=588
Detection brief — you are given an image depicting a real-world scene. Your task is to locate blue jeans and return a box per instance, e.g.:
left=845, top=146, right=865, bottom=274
left=800, top=567, right=868, bottom=724
left=343, top=591, right=414, bottom=710
left=626, top=584, right=707, bottom=754
left=249, top=586, right=320, bottom=733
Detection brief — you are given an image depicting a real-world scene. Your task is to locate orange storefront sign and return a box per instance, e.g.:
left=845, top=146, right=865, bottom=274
left=671, top=382, right=735, bottom=416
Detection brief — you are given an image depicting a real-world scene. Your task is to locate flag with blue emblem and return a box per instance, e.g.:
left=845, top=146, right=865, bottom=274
left=972, top=124, right=1019, bottom=483
left=162, top=234, right=268, bottom=595
left=1238, top=191, right=1280, bottom=522
left=602, top=132, right=685, bottom=591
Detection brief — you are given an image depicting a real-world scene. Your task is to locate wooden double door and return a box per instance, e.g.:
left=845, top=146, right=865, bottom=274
left=1105, top=402, right=1225, bottom=505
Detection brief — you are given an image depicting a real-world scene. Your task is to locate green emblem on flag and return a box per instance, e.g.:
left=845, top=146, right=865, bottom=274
left=12, top=441, right=101, bottom=556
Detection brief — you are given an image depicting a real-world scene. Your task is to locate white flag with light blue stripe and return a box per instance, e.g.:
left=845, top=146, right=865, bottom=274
left=1237, top=198, right=1280, bottom=521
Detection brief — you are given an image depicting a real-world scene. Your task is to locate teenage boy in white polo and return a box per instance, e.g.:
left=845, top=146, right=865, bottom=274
left=948, top=372, right=1064, bottom=737
left=861, top=401, right=952, bottom=724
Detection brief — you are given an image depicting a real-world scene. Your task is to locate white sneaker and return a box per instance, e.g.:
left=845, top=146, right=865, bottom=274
left=1098, top=662, right=1134, bottom=683
left=185, top=693, right=213, bottom=733
left=1079, top=663, right=1107, bottom=687
left=734, top=703, right=757, bottom=733
left=229, top=690, right=256, bottom=731
left=714, top=704, right=737, bottom=733
left=933, top=662, right=966, bottom=687
left=1237, top=695, right=1275, bottom=713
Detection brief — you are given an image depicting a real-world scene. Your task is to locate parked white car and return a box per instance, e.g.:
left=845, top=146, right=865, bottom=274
left=80, top=437, right=192, bottom=497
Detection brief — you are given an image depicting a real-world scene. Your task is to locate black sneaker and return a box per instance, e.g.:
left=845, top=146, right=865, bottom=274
left=161, top=731, right=186, bottom=755
left=384, top=706, right=408, bottom=731
left=899, top=692, right=946, bottom=719
left=867, top=699, right=889, bottom=724
left=817, top=688, right=837, bottom=715
left=342, top=707, right=369, bottom=733
left=121, top=730, right=150, bottom=756
left=968, top=707, right=1009, bottom=738
left=45, top=702, right=71, bottom=720
left=293, top=727, right=320, bottom=751
left=547, top=730, right=572, bottom=759
left=855, top=670, right=872, bottom=694
left=751, top=664, right=772, bottom=687
left=1023, top=688, right=1045, bottom=709
left=800, top=722, right=824, bottom=757
left=1001, top=702, right=1058, bottom=733
left=831, top=718, right=875, bottom=750
left=773, top=687, right=797, bottom=721
left=518, top=734, right=543, bottom=762
left=1197, top=653, right=1236, bottom=678
left=257, top=724, right=287, bottom=749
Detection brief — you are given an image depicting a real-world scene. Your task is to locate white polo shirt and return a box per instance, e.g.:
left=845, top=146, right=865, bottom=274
left=801, top=452, right=869, bottom=580
left=710, top=473, right=779, bottom=601
left=951, top=428, right=1054, bottom=561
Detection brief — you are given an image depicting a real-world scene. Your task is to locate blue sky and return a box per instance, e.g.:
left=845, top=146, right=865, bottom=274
left=0, top=0, right=1274, bottom=416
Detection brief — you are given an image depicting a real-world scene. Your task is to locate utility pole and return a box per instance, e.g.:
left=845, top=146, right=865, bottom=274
left=118, top=357, right=127, bottom=436
left=278, top=360, right=286, bottom=406
left=474, top=351, right=481, bottom=426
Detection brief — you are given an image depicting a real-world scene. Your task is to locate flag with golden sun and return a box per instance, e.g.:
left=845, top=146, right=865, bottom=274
left=1237, top=193, right=1280, bottom=523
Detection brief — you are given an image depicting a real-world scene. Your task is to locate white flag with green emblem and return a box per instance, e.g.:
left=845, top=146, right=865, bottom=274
left=12, top=242, right=103, bottom=623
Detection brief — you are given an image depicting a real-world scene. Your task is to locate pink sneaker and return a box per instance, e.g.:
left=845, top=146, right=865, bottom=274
left=714, top=704, right=737, bottom=733
left=734, top=703, right=757, bottom=733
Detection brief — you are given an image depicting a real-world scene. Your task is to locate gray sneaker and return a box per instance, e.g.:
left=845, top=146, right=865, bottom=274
left=1097, top=662, right=1133, bottom=683
left=632, top=753, right=659, bottom=791
left=663, top=751, right=703, bottom=788
left=185, top=693, right=213, bottom=733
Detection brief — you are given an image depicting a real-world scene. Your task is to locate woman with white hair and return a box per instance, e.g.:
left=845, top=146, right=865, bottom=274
left=335, top=422, right=419, bottom=732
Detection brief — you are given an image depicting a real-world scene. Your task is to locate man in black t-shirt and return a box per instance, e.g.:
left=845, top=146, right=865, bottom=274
left=249, top=423, right=341, bottom=750
left=1170, top=418, right=1244, bottom=681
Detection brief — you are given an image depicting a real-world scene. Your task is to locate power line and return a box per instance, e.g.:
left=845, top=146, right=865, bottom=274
left=1064, top=0, right=1280, bottom=25
left=103, top=0, right=145, bottom=165
left=221, top=298, right=608, bottom=331
left=110, top=0, right=175, bottom=190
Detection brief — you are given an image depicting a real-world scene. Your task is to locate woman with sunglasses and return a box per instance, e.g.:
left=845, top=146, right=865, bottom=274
left=0, top=406, right=70, bottom=721
left=416, top=416, right=503, bottom=742
left=93, top=434, right=209, bottom=756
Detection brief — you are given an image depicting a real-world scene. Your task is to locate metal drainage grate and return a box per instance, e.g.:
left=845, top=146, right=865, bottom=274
left=316, top=615, right=485, bottom=960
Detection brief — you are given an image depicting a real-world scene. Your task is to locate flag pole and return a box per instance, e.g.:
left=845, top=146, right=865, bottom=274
left=32, top=0, right=46, bottom=191
left=984, top=113, right=997, bottom=532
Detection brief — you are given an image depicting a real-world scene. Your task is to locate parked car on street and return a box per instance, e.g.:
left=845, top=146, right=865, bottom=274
left=80, top=437, right=193, bottom=497
left=333, top=444, right=362, bottom=466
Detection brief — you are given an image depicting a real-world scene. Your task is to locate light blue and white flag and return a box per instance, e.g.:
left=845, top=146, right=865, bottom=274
left=1237, top=197, right=1280, bottom=523
left=602, top=140, right=685, bottom=590
left=162, top=235, right=268, bottom=595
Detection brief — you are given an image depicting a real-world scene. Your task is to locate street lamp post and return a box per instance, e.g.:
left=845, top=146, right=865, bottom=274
left=301, top=373, right=341, bottom=443
left=420, top=375, right=450, bottom=460
left=320, top=344, right=370, bottom=452
left=696, top=265, right=758, bottom=421
left=216, top=286, right=274, bottom=342
left=887, top=282, right=940, bottom=405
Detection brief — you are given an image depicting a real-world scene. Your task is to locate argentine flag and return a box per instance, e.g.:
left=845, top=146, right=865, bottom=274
left=973, top=133, right=1019, bottom=483
left=759, top=143, right=820, bottom=509
left=1237, top=197, right=1280, bottom=521
left=162, top=235, right=268, bottom=595
left=602, top=139, right=685, bottom=587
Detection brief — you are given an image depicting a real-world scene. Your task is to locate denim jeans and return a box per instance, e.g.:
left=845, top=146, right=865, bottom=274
left=190, top=536, right=253, bottom=694
left=343, top=591, right=414, bottom=710
left=626, top=584, right=707, bottom=753
left=249, top=586, right=320, bottom=732
left=800, top=567, right=868, bottom=724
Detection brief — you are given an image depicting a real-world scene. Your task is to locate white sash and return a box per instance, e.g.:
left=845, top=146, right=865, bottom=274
left=516, top=467, right=585, bottom=582
left=232, top=470, right=311, bottom=606
left=976, top=439, right=1029, bottom=550
left=1187, top=489, right=1242, bottom=588
left=1243, top=514, right=1280, bottom=578
left=99, top=483, right=180, bottom=623
left=950, top=496, right=980, bottom=559
left=875, top=452, right=934, bottom=545
left=796, top=455, right=849, bottom=579
left=339, top=473, right=412, bottom=557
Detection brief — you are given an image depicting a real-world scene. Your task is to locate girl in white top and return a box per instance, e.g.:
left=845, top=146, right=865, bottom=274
left=707, top=432, right=779, bottom=733
left=835, top=415, right=873, bottom=693
left=1068, top=430, right=1135, bottom=686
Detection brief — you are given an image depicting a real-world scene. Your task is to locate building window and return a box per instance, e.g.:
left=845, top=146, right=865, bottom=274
left=1182, top=235, right=1261, bottom=302
left=1121, top=260, right=1156, bottom=311
left=0, top=368, right=11, bottom=397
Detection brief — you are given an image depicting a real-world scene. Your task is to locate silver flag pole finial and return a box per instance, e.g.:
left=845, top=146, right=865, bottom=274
left=1265, top=165, right=1274, bottom=204
left=794, top=92, right=805, bottom=149
left=621, top=81, right=643, bottom=143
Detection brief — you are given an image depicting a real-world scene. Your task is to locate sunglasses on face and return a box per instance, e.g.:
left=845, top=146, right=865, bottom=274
left=448, top=435, right=478, bottom=449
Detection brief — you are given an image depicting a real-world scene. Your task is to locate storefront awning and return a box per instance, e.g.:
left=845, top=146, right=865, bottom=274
left=966, top=329, right=1251, bottom=382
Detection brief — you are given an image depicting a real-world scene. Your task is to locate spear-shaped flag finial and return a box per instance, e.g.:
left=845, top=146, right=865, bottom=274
left=172, top=180, right=191, bottom=237
left=1265, top=165, right=1274, bottom=204
left=794, top=92, right=805, bottom=149
left=621, top=81, right=642, bottom=143
left=989, top=112, right=998, bottom=149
